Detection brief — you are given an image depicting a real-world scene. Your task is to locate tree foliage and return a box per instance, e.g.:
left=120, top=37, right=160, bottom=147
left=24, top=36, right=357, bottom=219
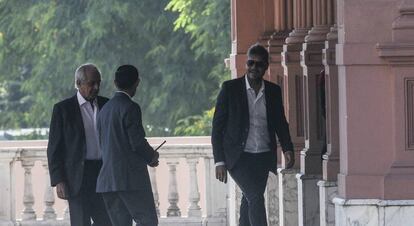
left=166, top=0, right=231, bottom=136
left=0, top=0, right=230, bottom=136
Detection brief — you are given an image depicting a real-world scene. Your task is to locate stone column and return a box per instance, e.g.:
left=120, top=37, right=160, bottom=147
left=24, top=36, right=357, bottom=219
left=264, top=0, right=292, bottom=84
left=21, top=159, right=36, bottom=221
left=149, top=167, right=160, bottom=216
left=265, top=172, right=279, bottom=226
left=42, top=160, right=56, bottom=220
left=230, top=0, right=274, bottom=78
left=166, top=160, right=181, bottom=217
left=187, top=158, right=201, bottom=217
left=280, top=0, right=312, bottom=225
left=298, top=0, right=334, bottom=225
left=259, top=2, right=294, bottom=226
left=63, top=202, right=70, bottom=220
left=227, top=177, right=242, bottom=226
left=0, top=151, right=16, bottom=226
left=204, top=157, right=227, bottom=226
left=278, top=168, right=298, bottom=226
left=319, top=1, right=339, bottom=225
left=335, top=0, right=414, bottom=225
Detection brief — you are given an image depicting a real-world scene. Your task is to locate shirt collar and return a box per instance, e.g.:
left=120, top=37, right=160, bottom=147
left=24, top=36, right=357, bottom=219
left=77, top=91, right=96, bottom=106
left=115, top=90, right=132, bottom=99
left=77, top=91, right=88, bottom=106
left=245, top=75, right=265, bottom=92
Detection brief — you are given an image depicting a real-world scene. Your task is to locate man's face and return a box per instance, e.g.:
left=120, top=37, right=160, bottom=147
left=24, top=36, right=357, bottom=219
left=246, top=54, right=268, bottom=81
left=77, top=69, right=101, bottom=101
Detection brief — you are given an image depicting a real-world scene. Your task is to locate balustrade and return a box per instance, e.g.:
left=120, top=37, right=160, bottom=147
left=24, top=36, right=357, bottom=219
left=0, top=137, right=227, bottom=226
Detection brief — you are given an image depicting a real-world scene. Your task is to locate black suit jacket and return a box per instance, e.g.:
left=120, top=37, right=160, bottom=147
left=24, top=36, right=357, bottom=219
left=211, top=76, right=293, bottom=171
left=47, top=94, right=109, bottom=197
left=96, top=92, right=155, bottom=193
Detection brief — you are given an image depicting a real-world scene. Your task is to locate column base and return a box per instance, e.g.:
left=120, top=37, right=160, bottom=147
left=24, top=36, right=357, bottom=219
left=18, top=220, right=70, bottom=226
left=297, top=173, right=321, bottom=226
left=265, top=172, right=279, bottom=226
left=318, top=180, right=338, bottom=226
left=333, top=198, right=414, bottom=226
left=227, top=177, right=242, bottom=226
left=278, top=168, right=299, bottom=226
left=202, top=216, right=227, bottom=226
left=0, top=220, right=13, bottom=226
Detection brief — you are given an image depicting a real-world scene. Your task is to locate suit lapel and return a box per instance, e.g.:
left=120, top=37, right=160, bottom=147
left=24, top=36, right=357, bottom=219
left=71, top=95, right=87, bottom=151
left=97, top=96, right=104, bottom=110
left=240, top=76, right=249, bottom=123
left=264, top=81, right=274, bottom=131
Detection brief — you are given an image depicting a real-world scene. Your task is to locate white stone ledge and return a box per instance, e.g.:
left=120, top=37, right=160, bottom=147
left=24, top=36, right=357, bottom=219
left=317, top=180, right=337, bottom=187
left=333, top=197, right=414, bottom=206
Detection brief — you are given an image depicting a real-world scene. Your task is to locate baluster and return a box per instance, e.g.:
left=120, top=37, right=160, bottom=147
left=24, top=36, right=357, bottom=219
left=63, top=201, right=70, bottom=220
left=149, top=167, right=160, bottom=216
left=42, top=160, right=56, bottom=220
left=186, top=158, right=201, bottom=217
left=21, top=159, right=36, bottom=221
left=166, top=160, right=181, bottom=217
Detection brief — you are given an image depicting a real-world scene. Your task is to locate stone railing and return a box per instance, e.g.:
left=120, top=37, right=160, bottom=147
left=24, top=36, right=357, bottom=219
left=0, top=137, right=227, bottom=226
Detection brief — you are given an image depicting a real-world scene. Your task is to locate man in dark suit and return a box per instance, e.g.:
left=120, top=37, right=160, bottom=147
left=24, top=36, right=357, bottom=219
left=96, top=65, right=159, bottom=226
left=47, top=63, right=112, bottom=226
left=212, top=44, right=295, bottom=226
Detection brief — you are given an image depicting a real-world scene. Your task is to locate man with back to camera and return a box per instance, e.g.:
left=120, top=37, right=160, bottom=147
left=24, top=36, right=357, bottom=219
left=96, top=64, right=159, bottom=226
left=47, top=63, right=112, bottom=226
left=212, top=43, right=295, bottom=226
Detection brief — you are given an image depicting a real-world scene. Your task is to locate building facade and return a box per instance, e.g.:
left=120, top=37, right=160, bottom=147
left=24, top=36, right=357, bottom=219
left=229, top=0, right=414, bottom=225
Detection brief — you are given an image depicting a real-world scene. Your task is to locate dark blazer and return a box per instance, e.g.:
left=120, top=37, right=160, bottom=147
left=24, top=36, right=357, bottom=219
left=47, top=95, right=109, bottom=197
left=96, top=92, right=155, bottom=193
left=211, top=76, right=293, bottom=171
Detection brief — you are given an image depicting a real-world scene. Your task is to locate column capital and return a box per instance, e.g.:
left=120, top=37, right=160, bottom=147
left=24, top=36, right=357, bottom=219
left=392, top=0, right=414, bottom=42
left=286, top=28, right=309, bottom=44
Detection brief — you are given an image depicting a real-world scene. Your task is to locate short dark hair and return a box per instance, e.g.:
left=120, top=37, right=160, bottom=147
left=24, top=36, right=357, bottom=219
left=115, top=65, right=139, bottom=90
left=247, top=43, right=269, bottom=63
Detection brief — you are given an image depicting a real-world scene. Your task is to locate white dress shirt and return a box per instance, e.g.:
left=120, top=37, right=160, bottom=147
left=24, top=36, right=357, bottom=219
left=244, top=76, right=271, bottom=153
left=215, top=77, right=271, bottom=167
left=77, top=92, right=101, bottom=160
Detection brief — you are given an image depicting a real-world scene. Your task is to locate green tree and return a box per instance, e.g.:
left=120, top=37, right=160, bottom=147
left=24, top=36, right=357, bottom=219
left=166, top=0, right=231, bottom=136
left=0, top=0, right=230, bottom=136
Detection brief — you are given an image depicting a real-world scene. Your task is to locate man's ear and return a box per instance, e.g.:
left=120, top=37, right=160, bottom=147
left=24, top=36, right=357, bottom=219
left=75, top=80, right=81, bottom=88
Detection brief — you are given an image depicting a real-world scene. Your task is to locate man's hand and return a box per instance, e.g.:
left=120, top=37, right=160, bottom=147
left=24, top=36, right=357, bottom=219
left=149, top=151, right=159, bottom=167
left=215, top=165, right=227, bottom=183
left=284, top=151, right=295, bottom=169
left=56, top=182, right=68, bottom=200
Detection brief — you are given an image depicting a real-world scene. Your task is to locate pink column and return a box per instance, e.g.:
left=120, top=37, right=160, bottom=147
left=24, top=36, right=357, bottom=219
left=230, top=0, right=274, bottom=78
left=265, top=0, right=291, bottom=85
left=322, top=2, right=338, bottom=183
left=298, top=0, right=336, bottom=224
left=319, top=2, right=338, bottom=226
left=335, top=0, right=397, bottom=200
left=334, top=1, right=414, bottom=225
left=279, top=1, right=311, bottom=225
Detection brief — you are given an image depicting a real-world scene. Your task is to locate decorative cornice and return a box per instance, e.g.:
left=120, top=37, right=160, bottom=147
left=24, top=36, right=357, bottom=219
left=377, top=43, right=414, bottom=65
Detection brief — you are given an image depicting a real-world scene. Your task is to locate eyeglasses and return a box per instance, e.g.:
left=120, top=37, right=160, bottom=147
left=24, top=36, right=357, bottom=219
left=246, top=59, right=268, bottom=68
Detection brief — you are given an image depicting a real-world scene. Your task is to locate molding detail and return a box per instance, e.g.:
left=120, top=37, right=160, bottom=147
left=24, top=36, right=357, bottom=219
left=406, top=78, right=414, bottom=150
left=377, top=43, right=414, bottom=65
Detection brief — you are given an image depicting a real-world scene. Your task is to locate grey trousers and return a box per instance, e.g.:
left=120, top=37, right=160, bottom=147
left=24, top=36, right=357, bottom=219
left=68, top=160, right=112, bottom=226
left=102, top=190, right=158, bottom=226
left=229, top=152, right=272, bottom=226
